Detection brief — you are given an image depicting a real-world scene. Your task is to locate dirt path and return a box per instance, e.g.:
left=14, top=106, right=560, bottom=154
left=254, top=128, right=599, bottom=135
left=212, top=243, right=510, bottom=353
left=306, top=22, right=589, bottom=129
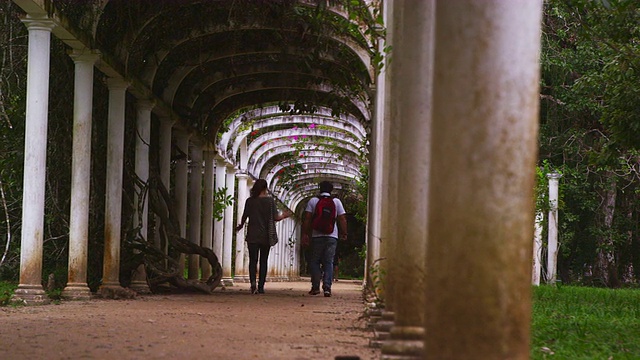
left=0, top=280, right=380, bottom=360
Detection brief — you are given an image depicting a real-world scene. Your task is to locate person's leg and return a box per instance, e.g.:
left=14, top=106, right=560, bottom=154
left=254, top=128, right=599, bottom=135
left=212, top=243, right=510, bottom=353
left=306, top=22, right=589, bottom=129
left=322, top=237, right=338, bottom=296
left=309, top=237, right=326, bottom=294
left=257, top=244, right=270, bottom=293
left=247, top=243, right=259, bottom=293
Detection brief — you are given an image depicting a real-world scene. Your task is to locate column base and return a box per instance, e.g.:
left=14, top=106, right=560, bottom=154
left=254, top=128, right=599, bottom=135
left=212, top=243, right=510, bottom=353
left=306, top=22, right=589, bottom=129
left=12, top=285, right=50, bottom=305
left=381, top=326, right=425, bottom=359
left=233, top=275, right=248, bottom=283
left=129, top=280, right=152, bottom=295
left=222, top=277, right=234, bottom=286
left=370, top=311, right=395, bottom=348
left=61, top=283, right=93, bottom=301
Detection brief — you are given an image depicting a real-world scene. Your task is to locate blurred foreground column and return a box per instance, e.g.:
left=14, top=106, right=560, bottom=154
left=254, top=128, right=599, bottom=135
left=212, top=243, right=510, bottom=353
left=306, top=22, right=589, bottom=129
left=424, top=1, right=542, bottom=358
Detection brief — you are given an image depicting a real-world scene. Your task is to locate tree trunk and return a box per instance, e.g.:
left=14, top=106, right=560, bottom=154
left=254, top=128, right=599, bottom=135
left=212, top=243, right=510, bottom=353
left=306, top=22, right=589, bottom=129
left=594, top=171, right=618, bottom=287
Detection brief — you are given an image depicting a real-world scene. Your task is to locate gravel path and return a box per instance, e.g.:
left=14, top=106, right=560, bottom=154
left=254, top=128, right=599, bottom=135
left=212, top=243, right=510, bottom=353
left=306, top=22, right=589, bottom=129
left=0, top=280, right=379, bottom=360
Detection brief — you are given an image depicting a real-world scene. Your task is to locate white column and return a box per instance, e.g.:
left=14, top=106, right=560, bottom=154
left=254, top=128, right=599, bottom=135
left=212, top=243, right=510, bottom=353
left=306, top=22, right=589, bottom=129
left=532, top=211, right=543, bottom=286
left=547, top=171, right=562, bottom=285
left=62, top=49, right=99, bottom=301
left=188, top=144, right=203, bottom=280
left=213, top=157, right=227, bottom=265
left=382, top=0, right=433, bottom=358
left=174, top=130, right=190, bottom=274
left=201, top=150, right=215, bottom=280
left=13, top=16, right=56, bottom=305
left=424, top=1, right=542, bottom=358
left=222, top=165, right=236, bottom=285
left=156, top=117, right=174, bottom=260
left=234, top=172, right=250, bottom=282
left=129, top=99, right=154, bottom=294
left=100, top=77, right=130, bottom=292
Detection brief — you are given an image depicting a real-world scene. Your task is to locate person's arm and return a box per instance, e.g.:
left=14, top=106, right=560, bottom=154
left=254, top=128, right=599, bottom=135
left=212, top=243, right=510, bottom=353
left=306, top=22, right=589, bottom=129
left=301, top=211, right=313, bottom=246
left=235, top=200, right=249, bottom=232
left=337, top=214, right=347, bottom=241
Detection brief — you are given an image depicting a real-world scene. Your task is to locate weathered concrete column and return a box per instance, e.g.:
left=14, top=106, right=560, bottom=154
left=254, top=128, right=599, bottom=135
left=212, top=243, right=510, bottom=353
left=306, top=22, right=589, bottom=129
left=234, top=172, right=250, bottom=282
left=371, top=0, right=397, bottom=347
left=424, top=1, right=542, bottom=358
left=200, top=149, right=215, bottom=280
left=213, top=156, right=227, bottom=268
left=13, top=16, right=56, bottom=305
left=100, top=77, right=130, bottom=292
left=381, top=1, right=433, bottom=358
left=62, top=49, right=100, bottom=301
left=546, top=171, right=562, bottom=285
left=156, top=116, right=174, bottom=260
left=174, top=130, right=190, bottom=274
left=188, top=144, right=203, bottom=280
left=532, top=211, right=543, bottom=286
left=222, top=164, right=236, bottom=285
left=129, top=99, right=154, bottom=294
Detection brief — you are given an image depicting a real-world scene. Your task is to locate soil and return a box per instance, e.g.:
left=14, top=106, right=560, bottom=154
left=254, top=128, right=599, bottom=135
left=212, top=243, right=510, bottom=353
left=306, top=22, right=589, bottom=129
left=0, top=280, right=380, bottom=360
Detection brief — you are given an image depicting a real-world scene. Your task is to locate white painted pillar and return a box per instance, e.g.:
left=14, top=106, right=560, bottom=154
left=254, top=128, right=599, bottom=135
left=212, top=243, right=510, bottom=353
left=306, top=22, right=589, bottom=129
left=382, top=1, right=433, bottom=357
left=100, top=77, right=129, bottom=291
left=156, top=116, right=174, bottom=259
left=13, top=16, right=56, bottom=305
left=213, top=156, right=227, bottom=266
left=234, top=172, right=250, bottom=282
left=174, top=130, right=190, bottom=274
left=187, top=144, right=203, bottom=280
left=62, top=49, right=99, bottom=301
left=129, top=99, right=154, bottom=294
left=547, top=171, right=562, bottom=285
left=424, top=1, right=542, bottom=358
left=201, top=149, right=215, bottom=280
left=222, top=165, right=236, bottom=285
left=532, top=211, right=543, bottom=286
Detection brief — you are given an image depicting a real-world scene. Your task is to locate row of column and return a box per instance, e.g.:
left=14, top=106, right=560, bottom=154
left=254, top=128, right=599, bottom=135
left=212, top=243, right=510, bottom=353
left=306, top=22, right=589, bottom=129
left=367, top=1, right=543, bottom=359
left=11, top=14, right=301, bottom=304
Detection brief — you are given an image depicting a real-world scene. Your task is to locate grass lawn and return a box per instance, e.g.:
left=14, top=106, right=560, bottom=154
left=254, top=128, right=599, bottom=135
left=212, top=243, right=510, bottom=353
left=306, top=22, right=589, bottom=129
left=531, top=285, right=640, bottom=359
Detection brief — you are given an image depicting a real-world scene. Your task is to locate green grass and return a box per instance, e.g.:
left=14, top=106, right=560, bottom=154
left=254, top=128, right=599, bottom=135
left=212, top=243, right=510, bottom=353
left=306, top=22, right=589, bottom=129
left=532, top=285, right=640, bottom=359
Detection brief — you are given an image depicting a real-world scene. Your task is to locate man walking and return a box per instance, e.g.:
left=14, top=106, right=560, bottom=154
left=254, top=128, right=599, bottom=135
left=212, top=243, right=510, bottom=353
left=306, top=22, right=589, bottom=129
left=302, top=181, right=347, bottom=297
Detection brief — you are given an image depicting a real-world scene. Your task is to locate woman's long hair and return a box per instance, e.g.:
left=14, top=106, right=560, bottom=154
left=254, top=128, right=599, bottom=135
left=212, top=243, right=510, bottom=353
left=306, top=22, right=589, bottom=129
left=250, top=179, right=268, bottom=198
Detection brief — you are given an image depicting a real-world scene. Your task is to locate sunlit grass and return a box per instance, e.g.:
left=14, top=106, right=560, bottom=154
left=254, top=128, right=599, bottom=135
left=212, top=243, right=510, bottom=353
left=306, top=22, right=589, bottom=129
left=531, top=285, right=640, bottom=359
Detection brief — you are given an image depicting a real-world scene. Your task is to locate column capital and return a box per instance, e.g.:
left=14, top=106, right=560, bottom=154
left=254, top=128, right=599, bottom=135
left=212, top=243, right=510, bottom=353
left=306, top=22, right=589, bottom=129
left=106, top=77, right=130, bottom=91
left=69, top=49, right=100, bottom=65
left=236, top=172, right=250, bottom=180
left=159, top=116, right=176, bottom=126
left=546, top=171, right=562, bottom=180
left=21, top=16, right=56, bottom=31
left=225, top=163, right=237, bottom=173
left=136, top=99, right=156, bottom=111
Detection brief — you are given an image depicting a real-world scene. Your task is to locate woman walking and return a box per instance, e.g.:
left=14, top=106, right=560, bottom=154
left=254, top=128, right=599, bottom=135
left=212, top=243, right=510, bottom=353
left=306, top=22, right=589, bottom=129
left=236, top=179, right=291, bottom=294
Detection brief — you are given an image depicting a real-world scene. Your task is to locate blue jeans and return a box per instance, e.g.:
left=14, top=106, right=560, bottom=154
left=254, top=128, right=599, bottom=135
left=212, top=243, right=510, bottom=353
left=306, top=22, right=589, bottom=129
left=309, top=236, right=337, bottom=292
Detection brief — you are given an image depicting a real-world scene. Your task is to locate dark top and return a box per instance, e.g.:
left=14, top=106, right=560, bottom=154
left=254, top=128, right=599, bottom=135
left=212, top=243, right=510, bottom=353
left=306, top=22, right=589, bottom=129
left=242, top=196, right=277, bottom=245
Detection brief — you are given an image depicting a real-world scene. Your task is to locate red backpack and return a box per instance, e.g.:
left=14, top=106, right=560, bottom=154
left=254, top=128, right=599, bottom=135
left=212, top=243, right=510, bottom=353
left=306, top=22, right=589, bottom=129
left=312, top=196, right=337, bottom=234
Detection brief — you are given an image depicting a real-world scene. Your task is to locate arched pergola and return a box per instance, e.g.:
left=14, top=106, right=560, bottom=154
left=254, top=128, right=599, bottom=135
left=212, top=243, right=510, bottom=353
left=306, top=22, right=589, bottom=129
left=10, top=0, right=544, bottom=358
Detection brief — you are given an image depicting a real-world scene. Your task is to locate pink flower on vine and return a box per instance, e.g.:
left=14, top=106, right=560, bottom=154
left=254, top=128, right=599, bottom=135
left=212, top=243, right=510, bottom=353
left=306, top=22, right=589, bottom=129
left=309, top=123, right=316, bottom=129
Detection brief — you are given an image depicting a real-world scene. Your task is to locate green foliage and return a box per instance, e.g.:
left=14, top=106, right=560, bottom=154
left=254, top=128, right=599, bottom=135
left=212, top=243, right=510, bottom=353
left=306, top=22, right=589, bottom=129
left=0, top=281, right=17, bottom=306
left=213, top=187, right=234, bottom=222
left=531, top=285, right=640, bottom=359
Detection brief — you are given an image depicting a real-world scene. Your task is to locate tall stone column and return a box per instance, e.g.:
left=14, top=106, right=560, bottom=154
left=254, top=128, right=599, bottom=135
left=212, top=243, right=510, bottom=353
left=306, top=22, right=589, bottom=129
left=213, top=157, right=227, bottom=268
left=62, top=49, right=100, bottom=301
left=188, top=144, right=203, bottom=280
left=129, top=99, right=154, bottom=294
left=546, top=171, right=562, bottom=285
left=222, top=165, right=236, bottom=285
left=174, top=130, right=190, bottom=274
left=424, top=1, right=542, bottom=358
left=532, top=211, right=544, bottom=286
left=156, top=117, right=174, bottom=261
left=100, top=77, right=130, bottom=292
left=381, top=1, right=433, bottom=358
left=201, top=150, right=215, bottom=280
left=234, top=172, right=250, bottom=282
left=371, top=0, right=398, bottom=347
left=13, top=16, right=56, bottom=305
